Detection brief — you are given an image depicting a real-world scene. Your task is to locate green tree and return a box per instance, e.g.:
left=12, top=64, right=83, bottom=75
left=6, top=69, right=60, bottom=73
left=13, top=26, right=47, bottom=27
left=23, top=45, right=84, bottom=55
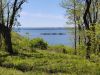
left=62, top=0, right=100, bottom=59
left=61, top=0, right=84, bottom=54
left=83, top=0, right=100, bottom=59
left=0, top=0, right=26, bottom=54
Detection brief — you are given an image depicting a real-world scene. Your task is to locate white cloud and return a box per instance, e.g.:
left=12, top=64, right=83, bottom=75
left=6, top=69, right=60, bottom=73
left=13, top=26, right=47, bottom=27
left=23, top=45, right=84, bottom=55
left=19, top=11, right=74, bottom=27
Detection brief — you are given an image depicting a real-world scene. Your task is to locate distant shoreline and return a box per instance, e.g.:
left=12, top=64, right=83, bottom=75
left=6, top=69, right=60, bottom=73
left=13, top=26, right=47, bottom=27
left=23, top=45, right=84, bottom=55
left=13, top=27, right=74, bottom=30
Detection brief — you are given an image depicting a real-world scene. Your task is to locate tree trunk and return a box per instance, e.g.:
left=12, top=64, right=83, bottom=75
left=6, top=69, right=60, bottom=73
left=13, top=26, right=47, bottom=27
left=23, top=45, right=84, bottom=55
left=3, top=28, right=13, bottom=54
left=0, top=34, right=2, bottom=48
left=83, top=0, right=92, bottom=59
left=74, top=0, right=77, bottom=55
left=78, top=24, right=82, bottom=46
left=86, top=36, right=91, bottom=59
left=92, top=25, right=96, bottom=53
left=0, top=24, right=14, bottom=54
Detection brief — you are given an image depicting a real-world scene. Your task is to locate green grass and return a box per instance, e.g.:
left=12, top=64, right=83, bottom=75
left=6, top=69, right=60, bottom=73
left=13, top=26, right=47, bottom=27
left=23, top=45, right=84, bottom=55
left=0, top=50, right=100, bottom=75
left=0, top=32, right=100, bottom=75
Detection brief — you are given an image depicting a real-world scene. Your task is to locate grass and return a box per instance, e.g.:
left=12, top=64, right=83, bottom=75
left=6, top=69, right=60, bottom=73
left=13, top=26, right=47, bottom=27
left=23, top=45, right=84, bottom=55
left=0, top=32, right=100, bottom=75
left=0, top=49, right=100, bottom=75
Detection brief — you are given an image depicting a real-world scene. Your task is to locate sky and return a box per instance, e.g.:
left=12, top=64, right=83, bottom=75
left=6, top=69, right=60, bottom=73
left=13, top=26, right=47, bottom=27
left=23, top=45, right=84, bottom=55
left=19, top=0, right=70, bottom=27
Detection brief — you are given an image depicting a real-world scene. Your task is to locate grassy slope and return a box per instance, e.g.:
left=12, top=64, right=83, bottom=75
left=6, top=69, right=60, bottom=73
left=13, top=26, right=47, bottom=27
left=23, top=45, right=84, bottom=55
left=0, top=50, right=100, bottom=75
left=0, top=32, right=100, bottom=75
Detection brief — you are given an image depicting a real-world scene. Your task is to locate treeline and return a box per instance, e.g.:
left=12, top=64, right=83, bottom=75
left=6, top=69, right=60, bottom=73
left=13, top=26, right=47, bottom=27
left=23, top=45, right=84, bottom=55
left=61, top=0, right=100, bottom=59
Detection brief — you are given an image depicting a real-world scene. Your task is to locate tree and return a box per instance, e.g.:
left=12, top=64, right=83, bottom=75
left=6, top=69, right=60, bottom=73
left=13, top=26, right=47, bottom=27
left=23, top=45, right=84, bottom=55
left=83, top=0, right=92, bottom=59
left=83, top=0, right=100, bottom=59
left=0, top=0, right=26, bottom=54
left=62, top=0, right=100, bottom=59
left=61, top=0, right=84, bottom=54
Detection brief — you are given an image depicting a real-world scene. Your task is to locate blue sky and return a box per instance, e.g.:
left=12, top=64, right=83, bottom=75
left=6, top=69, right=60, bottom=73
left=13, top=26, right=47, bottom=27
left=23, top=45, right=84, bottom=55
left=19, top=0, right=70, bottom=27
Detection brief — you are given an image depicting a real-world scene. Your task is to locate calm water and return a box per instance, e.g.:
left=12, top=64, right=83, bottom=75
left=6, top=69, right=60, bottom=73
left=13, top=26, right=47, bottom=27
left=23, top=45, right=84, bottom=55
left=14, top=28, right=74, bottom=46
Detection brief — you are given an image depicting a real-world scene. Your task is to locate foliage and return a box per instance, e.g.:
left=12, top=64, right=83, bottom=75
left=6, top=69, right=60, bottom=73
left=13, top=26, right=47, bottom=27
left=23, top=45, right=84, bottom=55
left=30, top=38, right=48, bottom=50
left=16, top=63, right=32, bottom=72
left=61, top=0, right=100, bottom=59
left=0, top=49, right=100, bottom=75
left=0, top=32, right=100, bottom=75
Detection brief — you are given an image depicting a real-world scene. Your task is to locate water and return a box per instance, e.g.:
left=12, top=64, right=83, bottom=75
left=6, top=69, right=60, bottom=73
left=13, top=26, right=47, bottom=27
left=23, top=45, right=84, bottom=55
left=14, top=27, right=74, bottom=46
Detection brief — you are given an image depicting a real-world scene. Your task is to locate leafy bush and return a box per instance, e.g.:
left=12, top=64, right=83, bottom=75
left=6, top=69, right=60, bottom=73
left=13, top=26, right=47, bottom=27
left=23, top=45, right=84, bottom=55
left=1, top=61, right=14, bottom=68
left=30, top=38, right=48, bottom=50
left=16, top=63, right=32, bottom=72
left=11, top=32, right=36, bottom=53
left=90, top=54, right=100, bottom=63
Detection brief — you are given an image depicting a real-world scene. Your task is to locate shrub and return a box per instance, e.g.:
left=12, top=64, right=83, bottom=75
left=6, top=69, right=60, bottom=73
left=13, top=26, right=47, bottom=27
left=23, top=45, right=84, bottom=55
left=1, top=61, right=14, bottom=68
left=16, top=63, right=32, bottom=72
left=0, top=57, right=5, bottom=65
left=30, top=38, right=48, bottom=50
